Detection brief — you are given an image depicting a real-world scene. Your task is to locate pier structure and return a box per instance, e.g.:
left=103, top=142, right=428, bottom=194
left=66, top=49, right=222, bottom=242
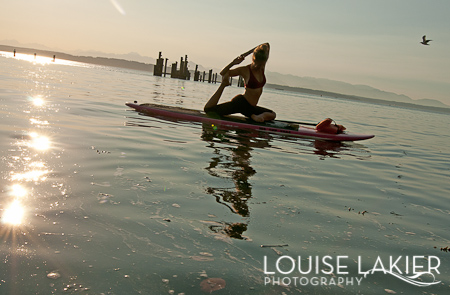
left=153, top=51, right=217, bottom=84
left=170, top=55, right=190, bottom=80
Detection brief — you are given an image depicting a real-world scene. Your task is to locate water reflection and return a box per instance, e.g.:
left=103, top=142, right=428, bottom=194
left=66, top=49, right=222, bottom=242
left=29, top=118, right=50, bottom=125
left=313, top=140, right=345, bottom=159
left=14, top=132, right=52, bottom=152
left=201, top=124, right=269, bottom=240
left=10, top=53, right=53, bottom=65
left=29, top=132, right=51, bottom=151
left=0, top=50, right=93, bottom=68
left=127, top=110, right=372, bottom=240
left=2, top=185, right=28, bottom=226
left=11, top=169, right=49, bottom=182
left=3, top=96, right=52, bottom=230
left=199, top=124, right=370, bottom=239
left=2, top=200, right=25, bottom=226
left=9, top=184, right=28, bottom=198
left=313, top=139, right=372, bottom=160
left=31, top=95, right=45, bottom=107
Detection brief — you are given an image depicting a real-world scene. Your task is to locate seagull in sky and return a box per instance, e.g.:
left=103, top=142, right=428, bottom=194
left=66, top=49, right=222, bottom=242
left=420, top=35, right=432, bottom=45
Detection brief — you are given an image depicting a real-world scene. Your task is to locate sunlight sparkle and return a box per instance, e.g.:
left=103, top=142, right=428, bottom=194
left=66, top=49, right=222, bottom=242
left=10, top=184, right=27, bottom=198
left=29, top=132, right=51, bottom=151
left=32, top=96, right=45, bottom=106
left=2, top=200, right=25, bottom=225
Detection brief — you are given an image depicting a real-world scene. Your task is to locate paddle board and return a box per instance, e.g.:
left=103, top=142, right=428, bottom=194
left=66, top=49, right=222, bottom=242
left=126, top=102, right=374, bottom=142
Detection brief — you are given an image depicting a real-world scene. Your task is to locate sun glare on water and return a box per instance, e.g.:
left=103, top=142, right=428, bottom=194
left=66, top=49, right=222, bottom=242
left=29, top=132, right=51, bottom=151
left=32, top=96, right=45, bottom=107
left=2, top=200, right=25, bottom=226
left=11, top=169, right=49, bottom=182
left=10, top=184, right=27, bottom=198
left=11, top=53, right=53, bottom=65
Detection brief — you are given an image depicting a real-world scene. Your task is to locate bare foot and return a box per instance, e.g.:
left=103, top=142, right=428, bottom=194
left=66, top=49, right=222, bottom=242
left=251, top=112, right=276, bottom=122
left=251, top=114, right=265, bottom=122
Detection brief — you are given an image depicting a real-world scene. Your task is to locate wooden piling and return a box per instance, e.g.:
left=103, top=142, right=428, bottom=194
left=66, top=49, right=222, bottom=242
left=194, top=65, right=200, bottom=81
left=164, top=58, right=168, bottom=77
left=208, top=70, right=213, bottom=83
left=153, top=52, right=164, bottom=76
left=184, top=55, right=190, bottom=80
left=179, top=56, right=184, bottom=79
left=238, top=76, right=245, bottom=87
left=171, top=61, right=178, bottom=78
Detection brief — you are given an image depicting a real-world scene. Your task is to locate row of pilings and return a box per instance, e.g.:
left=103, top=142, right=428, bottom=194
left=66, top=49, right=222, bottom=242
left=153, top=52, right=244, bottom=87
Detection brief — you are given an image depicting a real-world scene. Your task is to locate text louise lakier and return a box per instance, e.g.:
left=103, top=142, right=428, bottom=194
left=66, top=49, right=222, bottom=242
left=263, top=255, right=441, bottom=287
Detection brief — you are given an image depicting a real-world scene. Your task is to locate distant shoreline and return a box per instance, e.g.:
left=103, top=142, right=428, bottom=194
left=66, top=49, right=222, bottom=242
left=2, top=44, right=449, bottom=114
left=0, top=44, right=153, bottom=72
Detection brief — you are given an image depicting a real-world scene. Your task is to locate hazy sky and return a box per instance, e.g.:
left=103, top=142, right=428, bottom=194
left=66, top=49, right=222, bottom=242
left=1, top=0, right=450, bottom=105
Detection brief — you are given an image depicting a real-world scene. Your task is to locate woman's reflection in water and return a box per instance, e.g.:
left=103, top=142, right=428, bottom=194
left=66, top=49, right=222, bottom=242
left=201, top=123, right=270, bottom=240
left=129, top=113, right=361, bottom=240
left=199, top=123, right=354, bottom=239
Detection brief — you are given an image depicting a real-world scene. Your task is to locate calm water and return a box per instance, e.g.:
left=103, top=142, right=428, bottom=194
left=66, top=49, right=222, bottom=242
left=0, top=52, right=449, bottom=295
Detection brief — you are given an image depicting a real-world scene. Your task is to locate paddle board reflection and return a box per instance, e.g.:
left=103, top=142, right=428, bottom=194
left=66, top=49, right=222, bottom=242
left=313, top=140, right=345, bottom=159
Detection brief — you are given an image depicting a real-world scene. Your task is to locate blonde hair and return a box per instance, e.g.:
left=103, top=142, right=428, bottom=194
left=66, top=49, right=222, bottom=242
left=253, top=43, right=270, bottom=63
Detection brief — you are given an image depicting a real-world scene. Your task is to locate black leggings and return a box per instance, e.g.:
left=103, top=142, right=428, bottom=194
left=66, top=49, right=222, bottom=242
left=204, top=94, right=273, bottom=118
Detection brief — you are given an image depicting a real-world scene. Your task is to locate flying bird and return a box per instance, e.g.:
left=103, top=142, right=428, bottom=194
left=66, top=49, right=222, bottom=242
left=420, top=35, right=432, bottom=45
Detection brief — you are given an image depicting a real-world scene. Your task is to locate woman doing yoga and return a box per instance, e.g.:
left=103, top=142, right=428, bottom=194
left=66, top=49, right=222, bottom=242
left=204, top=43, right=276, bottom=122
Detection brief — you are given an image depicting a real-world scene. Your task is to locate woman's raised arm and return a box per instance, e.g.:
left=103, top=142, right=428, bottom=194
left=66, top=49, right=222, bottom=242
left=219, top=46, right=257, bottom=76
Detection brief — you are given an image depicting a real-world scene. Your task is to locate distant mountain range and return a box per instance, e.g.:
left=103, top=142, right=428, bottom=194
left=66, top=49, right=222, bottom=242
left=1, top=41, right=448, bottom=110
left=263, top=83, right=450, bottom=114
left=266, top=72, right=449, bottom=109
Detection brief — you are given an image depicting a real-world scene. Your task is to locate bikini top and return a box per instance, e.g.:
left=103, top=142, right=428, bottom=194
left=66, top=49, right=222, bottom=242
left=245, top=64, right=266, bottom=89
